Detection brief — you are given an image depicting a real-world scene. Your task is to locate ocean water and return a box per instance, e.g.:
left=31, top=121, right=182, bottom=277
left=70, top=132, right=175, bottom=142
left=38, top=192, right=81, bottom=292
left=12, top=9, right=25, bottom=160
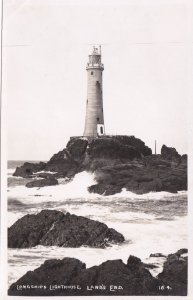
left=7, top=161, right=188, bottom=287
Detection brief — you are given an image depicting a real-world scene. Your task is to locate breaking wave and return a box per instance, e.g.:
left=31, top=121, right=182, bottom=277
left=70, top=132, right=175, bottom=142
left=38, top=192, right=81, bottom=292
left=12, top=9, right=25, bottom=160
left=7, top=168, right=188, bottom=287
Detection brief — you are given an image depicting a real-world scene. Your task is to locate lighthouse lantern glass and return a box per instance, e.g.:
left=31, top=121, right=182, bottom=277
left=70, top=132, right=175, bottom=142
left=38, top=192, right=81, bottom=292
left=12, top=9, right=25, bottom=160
left=89, top=55, right=101, bottom=65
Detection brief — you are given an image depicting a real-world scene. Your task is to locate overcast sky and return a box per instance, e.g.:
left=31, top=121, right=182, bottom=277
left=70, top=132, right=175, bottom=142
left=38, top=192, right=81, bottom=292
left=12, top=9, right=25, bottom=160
left=3, top=0, right=192, bottom=160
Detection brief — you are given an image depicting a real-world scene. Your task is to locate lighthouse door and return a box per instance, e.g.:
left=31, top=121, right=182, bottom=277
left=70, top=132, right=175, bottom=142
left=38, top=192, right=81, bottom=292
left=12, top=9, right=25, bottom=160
left=97, top=124, right=105, bottom=136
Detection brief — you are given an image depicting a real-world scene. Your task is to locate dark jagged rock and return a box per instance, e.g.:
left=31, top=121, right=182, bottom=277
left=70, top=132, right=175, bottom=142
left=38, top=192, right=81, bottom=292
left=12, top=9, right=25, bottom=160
left=8, top=258, right=86, bottom=296
left=8, top=210, right=124, bottom=249
left=35, top=172, right=57, bottom=179
left=8, top=250, right=188, bottom=296
left=88, top=184, right=122, bottom=196
left=13, top=162, right=46, bottom=178
left=88, top=154, right=187, bottom=195
left=12, top=136, right=150, bottom=180
left=161, top=145, right=181, bottom=163
left=127, top=255, right=158, bottom=270
left=88, top=137, right=141, bottom=160
left=112, top=135, right=152, bottom=156
left=26, top=178, right=58, bottom=188
left=13, top=136, right=187, bottom=195
left=175, top=248, right=188, bottom=256
left=43, top=139, right=88, bottom=177
left=158, top=249, right=188, bottom=296
left=181, top=154, right=187, bottom=163
left=44, top=149, right=78, bottom=177
left=66, top=138, right=88, bottom=162
left=8, top=255, right=160, bottom=296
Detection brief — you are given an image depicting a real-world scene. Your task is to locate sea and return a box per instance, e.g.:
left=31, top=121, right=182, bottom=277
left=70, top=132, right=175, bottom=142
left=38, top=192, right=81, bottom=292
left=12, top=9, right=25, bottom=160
left=8, top=160, right=188, bottom=287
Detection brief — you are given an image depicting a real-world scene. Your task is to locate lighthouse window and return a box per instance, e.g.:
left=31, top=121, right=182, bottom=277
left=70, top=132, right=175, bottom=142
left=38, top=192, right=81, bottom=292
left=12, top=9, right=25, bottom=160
left=96, top=81, right=100, bottom=88
left=100, top=126, right=103, bottom=134
left=97, top=117, right=99, bottom=122
left=91, top=71, right=94, bottom=75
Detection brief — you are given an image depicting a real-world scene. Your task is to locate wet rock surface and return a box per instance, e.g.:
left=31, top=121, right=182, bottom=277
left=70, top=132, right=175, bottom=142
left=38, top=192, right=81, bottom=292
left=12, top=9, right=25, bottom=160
left=13, top=136, right=187, bottom=195
left=8, top=249, right=187, bottom=296
left=8, top=209, right=124, bottom=249
left=158, top=249, right=188, bottom=296
left=13, top=162, right=46, bottom=178
left=26, top=178, right=58, bottom=188
left=88, top=154, right=187, bottom=195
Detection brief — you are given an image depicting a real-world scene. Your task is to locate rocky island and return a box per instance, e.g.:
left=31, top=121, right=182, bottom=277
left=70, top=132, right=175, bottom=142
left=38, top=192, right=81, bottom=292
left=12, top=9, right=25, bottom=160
left=13, top=135, right=187, bottom=195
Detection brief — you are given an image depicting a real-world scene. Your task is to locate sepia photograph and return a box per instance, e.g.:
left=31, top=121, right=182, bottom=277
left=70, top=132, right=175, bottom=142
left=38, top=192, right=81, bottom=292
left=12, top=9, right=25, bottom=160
left=1, top=0, right=192, bottom=298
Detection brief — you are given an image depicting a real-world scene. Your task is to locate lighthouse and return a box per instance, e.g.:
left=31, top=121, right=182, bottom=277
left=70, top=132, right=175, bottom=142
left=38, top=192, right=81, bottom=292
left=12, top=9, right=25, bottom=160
left=83, top=46, right=105, bottom=137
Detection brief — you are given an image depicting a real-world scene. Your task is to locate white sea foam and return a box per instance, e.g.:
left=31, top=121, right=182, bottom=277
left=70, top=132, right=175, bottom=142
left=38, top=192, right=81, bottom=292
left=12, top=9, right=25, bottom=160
left=7, top=169, right=188, bottom=287
left=8, top=170, right=187, bottom=202
left=33, top=171, right=57, bottom=174
left=8, top=214, right=187, bottom=286
left=112, top=188, right=187, bottom=200
left=7, top=170, right=187, bottom=225
left=8, top=171, right=97, bottom=201
left=7, top=169, right=16, bottom=178
left=7, top=169, right=16, bottom=175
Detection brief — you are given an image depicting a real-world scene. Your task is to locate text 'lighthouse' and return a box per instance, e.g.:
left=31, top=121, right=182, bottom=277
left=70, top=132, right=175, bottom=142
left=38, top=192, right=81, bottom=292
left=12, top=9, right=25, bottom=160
left=83, top=46, right=105, bottom=137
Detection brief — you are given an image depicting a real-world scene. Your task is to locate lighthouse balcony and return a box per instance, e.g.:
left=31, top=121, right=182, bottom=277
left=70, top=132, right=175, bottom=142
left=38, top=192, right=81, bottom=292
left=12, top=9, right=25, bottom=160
left=86, top=63, right=104, bottom=70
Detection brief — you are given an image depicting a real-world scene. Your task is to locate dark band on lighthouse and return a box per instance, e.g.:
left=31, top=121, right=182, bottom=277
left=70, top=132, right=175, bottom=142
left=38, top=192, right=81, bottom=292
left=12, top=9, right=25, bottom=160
left=83, top=46, right=105, bottom=137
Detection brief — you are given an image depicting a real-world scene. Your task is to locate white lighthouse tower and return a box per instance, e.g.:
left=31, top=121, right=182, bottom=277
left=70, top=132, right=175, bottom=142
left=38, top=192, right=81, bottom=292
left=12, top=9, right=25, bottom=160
left=83, top=46, right=105, bottom=137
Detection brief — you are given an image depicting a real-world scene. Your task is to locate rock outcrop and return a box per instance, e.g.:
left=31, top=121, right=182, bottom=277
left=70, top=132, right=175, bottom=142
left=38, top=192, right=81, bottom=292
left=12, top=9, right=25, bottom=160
left=158, top=248, right=188, bottom=296
left=12, top=136, right=151, bottom=179
left=8, top=210, right=124, bottom=248
left=88, top=154, right=187, bottom=195
left=13, top=135, right=187, bottom=195
left=8, top=256, right=159, bottom=296
left=161, top=144, right=182, bottom=163
left=13, top=162, right=46, bottom=178
left=86, top=135, right=151, bottom=160
left=26, top=178, right=58, bottom=188
left=8, top=249, right=187, bottom=296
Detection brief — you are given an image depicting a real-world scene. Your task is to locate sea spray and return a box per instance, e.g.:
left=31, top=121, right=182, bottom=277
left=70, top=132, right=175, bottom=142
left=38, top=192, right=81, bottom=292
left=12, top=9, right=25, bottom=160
left=8, top=170, right=187, bottom=201
left=8, top=168, right=188, bottom=287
